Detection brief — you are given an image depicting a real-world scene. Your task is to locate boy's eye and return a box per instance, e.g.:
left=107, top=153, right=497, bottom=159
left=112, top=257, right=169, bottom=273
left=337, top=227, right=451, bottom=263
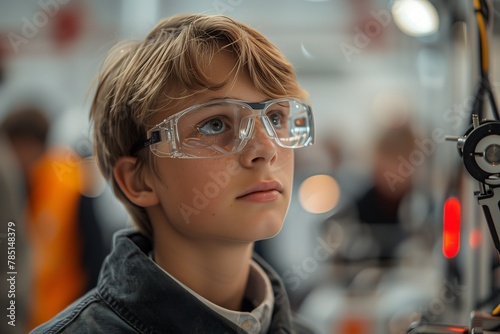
left=198, top=117, right=228, bottom=135
left=268, top=111, right=284, bottom=128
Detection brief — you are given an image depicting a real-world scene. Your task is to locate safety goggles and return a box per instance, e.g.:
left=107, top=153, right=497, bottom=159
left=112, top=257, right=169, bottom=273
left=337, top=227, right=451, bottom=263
left=132, top=98, right=315, bottom=158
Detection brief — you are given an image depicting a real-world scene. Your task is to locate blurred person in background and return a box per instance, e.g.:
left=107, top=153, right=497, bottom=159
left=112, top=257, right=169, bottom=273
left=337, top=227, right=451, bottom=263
left=0, top=104, right=109, bottom=330
left=353, top=121, right=435, bottom=258
left=0, top=107, right=49, bottom=330
left=357, top=124, right=417, bottom=225
left=323, top=121, right=434, bottom=263
left=25, top=112, right=109, bottom=330
left=354, top=124, right=416, bottom=260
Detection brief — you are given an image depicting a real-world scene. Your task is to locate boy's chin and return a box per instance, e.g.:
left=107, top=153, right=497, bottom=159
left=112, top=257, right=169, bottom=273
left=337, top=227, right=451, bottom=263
left=238, top=220, right=284, bottom=242
left=210, top=220, right=284, bottom=244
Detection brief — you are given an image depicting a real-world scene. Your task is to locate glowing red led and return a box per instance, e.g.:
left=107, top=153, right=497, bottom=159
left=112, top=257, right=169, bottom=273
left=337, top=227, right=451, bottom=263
left=443, top=197, right=461, bottom=259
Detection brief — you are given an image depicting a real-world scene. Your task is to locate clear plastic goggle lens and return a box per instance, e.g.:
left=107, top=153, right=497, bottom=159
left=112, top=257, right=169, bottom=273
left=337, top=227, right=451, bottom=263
left=143, top=99, right=314, bottom=158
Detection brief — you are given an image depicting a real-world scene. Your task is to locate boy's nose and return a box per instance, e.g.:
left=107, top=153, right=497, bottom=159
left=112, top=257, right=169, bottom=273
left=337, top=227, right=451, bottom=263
left=239, top=117, right=278, bottom=166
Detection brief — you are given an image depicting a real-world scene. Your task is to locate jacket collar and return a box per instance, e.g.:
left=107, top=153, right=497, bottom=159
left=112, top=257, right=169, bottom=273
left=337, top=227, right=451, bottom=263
left=97, top=229, right=294, bottom=333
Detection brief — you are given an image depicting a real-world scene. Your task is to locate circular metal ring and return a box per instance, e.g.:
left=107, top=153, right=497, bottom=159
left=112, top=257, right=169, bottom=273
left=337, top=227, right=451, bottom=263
left=462, top=121, right=500, bottom=183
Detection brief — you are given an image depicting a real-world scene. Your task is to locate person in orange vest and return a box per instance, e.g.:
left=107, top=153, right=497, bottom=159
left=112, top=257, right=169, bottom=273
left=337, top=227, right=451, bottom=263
left=1, top=106, right=108, bottom=330
left=0, top=107, right=50, bottom=333
left=27, top=145, right=87, bottom=329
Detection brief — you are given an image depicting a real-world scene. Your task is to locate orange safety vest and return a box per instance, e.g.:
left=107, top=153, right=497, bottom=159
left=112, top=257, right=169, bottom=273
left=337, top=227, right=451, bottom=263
left=27, top=147, right=86, bottom=330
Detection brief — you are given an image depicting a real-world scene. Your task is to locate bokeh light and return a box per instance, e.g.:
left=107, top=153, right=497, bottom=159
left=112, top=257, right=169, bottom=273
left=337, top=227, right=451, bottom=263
left=298, top=174, right=340, bottom=214
left=391, top=0, right=439, bottom=37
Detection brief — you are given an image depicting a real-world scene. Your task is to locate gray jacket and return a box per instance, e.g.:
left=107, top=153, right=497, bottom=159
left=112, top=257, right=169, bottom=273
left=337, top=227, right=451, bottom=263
left=31, top=229, right=313, bottom=334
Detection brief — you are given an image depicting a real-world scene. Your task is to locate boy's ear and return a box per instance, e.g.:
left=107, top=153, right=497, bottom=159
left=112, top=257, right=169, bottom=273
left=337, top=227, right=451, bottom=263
left=113, top=156, right=159, bottom=207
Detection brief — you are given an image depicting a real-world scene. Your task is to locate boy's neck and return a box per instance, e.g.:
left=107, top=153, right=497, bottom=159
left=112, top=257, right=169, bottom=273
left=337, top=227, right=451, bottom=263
left=152, top=232, right=254, bottom=311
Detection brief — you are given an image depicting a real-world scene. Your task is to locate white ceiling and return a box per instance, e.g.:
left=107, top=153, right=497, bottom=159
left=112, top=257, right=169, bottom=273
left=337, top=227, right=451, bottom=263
left=1, top=0, right=463, bottom=74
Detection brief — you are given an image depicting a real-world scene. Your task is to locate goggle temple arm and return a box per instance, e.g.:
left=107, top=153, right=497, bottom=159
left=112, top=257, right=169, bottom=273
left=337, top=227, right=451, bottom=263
left=131, top=130, right=162, bottom=155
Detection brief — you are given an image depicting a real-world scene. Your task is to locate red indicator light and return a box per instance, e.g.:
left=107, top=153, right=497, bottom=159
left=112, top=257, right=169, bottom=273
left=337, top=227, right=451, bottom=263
left=443, top=197, right=461, bottom=258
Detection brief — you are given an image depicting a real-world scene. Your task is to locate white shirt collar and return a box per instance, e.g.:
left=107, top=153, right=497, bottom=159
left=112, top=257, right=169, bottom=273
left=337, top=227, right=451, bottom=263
left=152, top=257, right=274, bottom=334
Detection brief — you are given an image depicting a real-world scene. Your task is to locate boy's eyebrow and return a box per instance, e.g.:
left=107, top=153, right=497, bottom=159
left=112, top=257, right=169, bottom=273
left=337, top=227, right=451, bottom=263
left=205, top=96, right=269, bottom=104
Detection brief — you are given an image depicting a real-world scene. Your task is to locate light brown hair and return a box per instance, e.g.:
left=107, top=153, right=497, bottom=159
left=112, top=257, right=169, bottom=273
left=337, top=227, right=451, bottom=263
left=90, top=14, right=308, bottom=237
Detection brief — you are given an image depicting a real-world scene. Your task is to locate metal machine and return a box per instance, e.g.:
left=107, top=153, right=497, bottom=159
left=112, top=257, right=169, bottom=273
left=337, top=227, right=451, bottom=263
left=407, top=0, right=500, bottom=332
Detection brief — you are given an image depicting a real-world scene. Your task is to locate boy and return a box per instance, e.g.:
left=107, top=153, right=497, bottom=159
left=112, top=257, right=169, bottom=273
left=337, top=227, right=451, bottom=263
left=32, top=13, right=315, bottom=333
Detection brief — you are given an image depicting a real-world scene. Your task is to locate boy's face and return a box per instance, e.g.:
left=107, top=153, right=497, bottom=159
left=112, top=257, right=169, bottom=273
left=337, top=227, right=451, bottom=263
left=147, top=50, right=295, bottom=242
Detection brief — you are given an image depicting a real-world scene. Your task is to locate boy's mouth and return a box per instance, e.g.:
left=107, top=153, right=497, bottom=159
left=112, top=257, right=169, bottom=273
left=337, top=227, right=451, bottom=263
left=236, top=181, right=283, bottom=202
